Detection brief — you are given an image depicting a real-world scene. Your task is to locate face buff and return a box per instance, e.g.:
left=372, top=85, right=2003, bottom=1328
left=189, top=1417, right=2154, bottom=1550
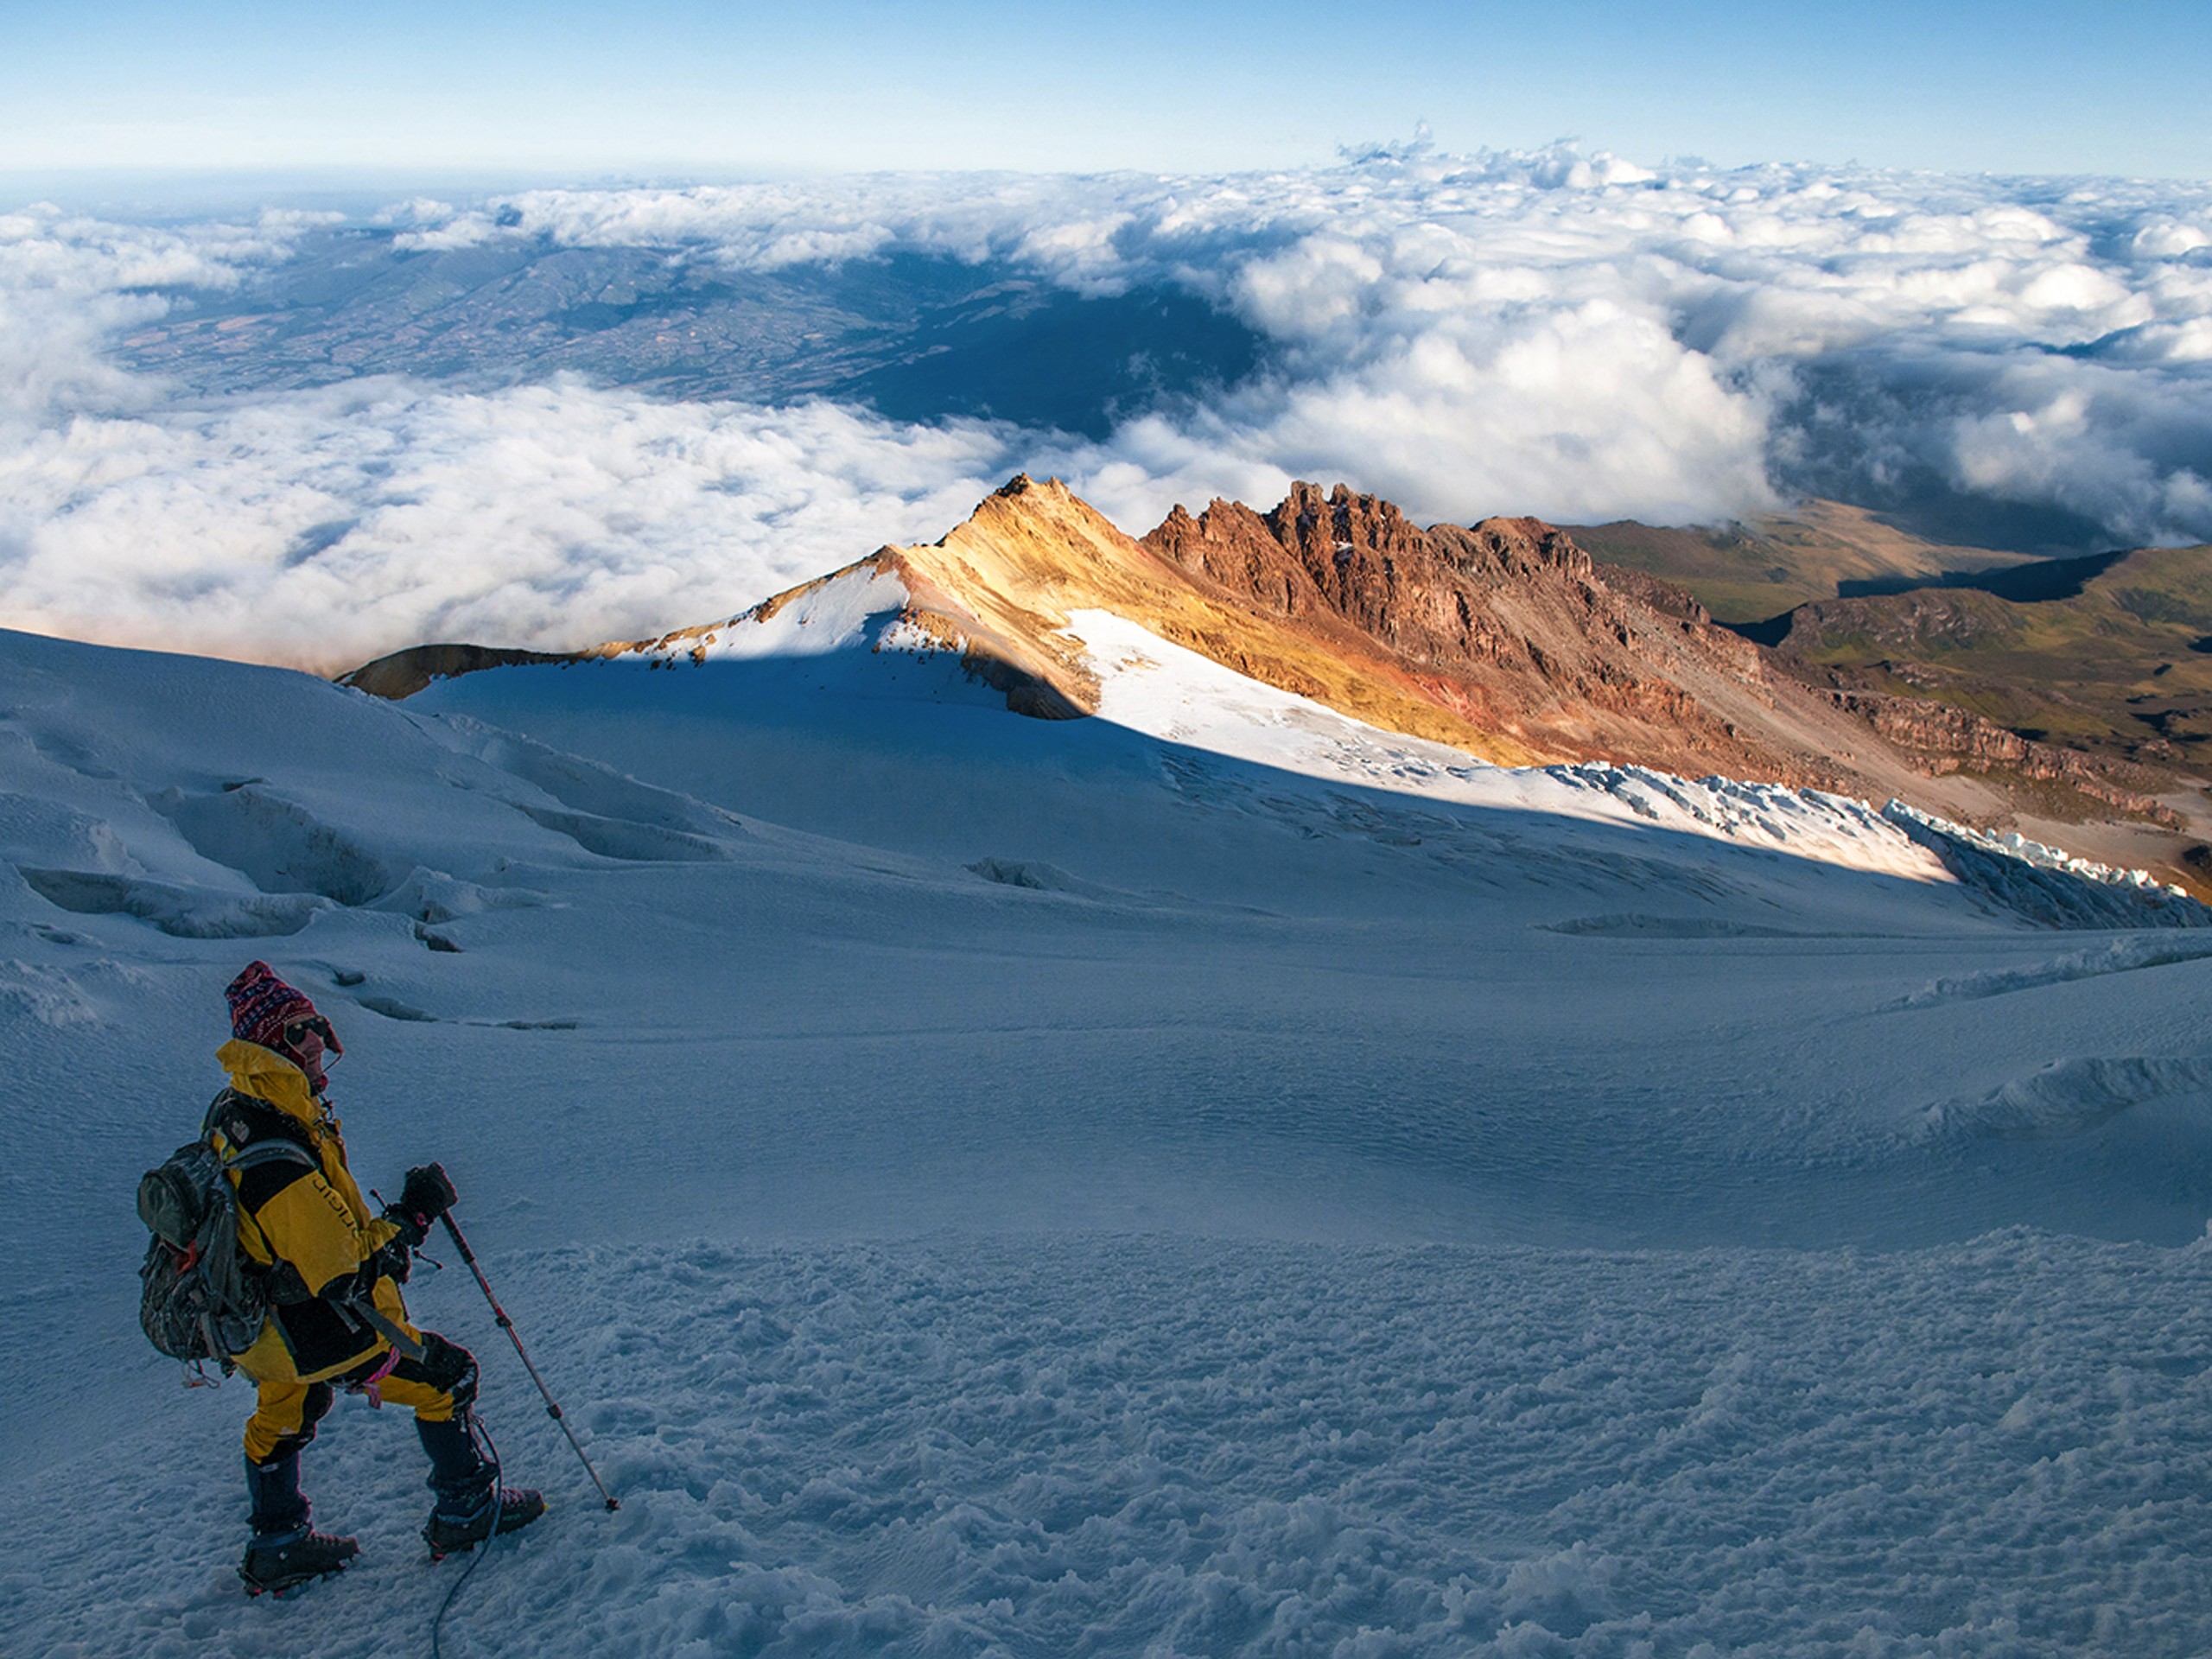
left=224, top=961, right=345, bottom=1093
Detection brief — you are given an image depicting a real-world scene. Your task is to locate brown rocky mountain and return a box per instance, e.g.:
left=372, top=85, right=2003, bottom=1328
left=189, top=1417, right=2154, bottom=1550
left=1135, top=483, right=2183, bottom=834
left=1141, top=481, right=1837, bottom=783
left=346, top=475, right=2201, bottom=890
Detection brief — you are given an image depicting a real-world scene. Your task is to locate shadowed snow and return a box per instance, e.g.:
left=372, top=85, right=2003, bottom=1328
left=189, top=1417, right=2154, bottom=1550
left=6, top=622, right=2212, bottom=1654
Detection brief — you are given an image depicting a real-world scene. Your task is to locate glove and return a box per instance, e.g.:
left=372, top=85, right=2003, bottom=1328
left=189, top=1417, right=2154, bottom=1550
left=371, top=1236, right=412, bottom=1285
left=398, top=1162, right=458, bottom=1225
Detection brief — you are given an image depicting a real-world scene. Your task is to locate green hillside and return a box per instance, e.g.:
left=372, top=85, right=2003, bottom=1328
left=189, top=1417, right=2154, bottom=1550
left=1568, top=499, right=2033, bottom=623
left=1777, top=544, right=2212, bottom=770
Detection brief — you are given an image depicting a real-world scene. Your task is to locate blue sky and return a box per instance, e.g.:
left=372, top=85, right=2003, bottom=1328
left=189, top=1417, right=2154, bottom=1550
left=3, top=0, right=2203, bottom=182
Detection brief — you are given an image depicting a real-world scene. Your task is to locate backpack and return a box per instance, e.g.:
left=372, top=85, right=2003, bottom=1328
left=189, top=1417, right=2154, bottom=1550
left=137, top=1103, right=315, bottom=1376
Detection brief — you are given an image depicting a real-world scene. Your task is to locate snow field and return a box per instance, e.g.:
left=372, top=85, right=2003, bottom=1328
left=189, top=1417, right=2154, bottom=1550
left=10, top=1231, right=2212, bottom=1656
left=10, top=619, right=2212, bottom=1656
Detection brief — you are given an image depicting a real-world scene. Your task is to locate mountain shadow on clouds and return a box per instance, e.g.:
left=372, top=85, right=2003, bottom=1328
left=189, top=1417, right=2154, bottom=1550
left=1770, top=362, right=2121, bottom=558
left=118, top=236, right=1269, bottom=439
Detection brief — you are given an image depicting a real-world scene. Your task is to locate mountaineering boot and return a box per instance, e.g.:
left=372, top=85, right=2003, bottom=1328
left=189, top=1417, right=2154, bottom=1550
left=423, top=1486, right=547, bottom=1557
left=240, top=1447, right=355, bottom=1592
left=418, top=1409, right=547, bottom=1556
left=245, top=1447, right=308, bottom=1538
left=239, top=1529, right=360, bottom=1595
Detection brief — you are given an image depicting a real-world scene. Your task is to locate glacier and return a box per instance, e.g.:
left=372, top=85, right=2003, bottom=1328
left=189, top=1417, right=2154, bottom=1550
left=4, top=612, right=2212, bottom=1656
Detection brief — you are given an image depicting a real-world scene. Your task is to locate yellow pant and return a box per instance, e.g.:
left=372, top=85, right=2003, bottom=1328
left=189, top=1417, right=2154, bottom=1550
left=234, top=1282, right=462, bottom=1465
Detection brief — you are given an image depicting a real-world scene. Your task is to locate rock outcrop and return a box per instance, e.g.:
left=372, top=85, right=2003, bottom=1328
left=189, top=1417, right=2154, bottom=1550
left=1143, top=481, right=1879, bottom=788
left=340, top=643, right=576, bottom=701
left=1825, top=690, right=2178, bottom=823
left=344, top=474, right=2189, bottom=883
left=1137, top=480, right=2183, bottom=859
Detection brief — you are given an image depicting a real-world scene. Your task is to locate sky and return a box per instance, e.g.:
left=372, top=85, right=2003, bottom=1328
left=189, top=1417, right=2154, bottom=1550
left=2, top=3, right=2209, bottom=671
left=6, top=155, right=2212, bottom=671
left=3, top=0, right=2207, bottom=184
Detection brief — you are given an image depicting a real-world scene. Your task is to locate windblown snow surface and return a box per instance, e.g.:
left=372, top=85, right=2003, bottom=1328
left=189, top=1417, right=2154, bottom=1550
left=6, top=584, right=2212, bottom=1657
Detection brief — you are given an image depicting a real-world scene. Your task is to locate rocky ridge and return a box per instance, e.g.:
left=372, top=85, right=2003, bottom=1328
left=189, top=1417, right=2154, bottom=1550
left=1144, top=482, right=1810, bottom=781
left=1132, top=481, right=2158, bottom=838
left=346, top=474, right=2189, bottom=882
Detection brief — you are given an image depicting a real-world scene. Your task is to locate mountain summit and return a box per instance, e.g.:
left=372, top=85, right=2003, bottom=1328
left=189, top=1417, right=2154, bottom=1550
left=345, top=475, right=2186, bottom=882
left=1142, top=480, right=1876, bottom=784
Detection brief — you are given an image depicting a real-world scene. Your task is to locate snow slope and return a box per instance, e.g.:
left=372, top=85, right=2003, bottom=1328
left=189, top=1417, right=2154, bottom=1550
left=6, top=609, right=2212, bottom=1656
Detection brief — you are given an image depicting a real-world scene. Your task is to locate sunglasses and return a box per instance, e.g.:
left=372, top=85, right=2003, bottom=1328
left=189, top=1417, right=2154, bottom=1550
left=283, top=1014, right=341, bottom=1060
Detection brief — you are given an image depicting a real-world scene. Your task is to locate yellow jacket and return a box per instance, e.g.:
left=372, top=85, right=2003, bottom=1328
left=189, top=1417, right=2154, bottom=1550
left=212, top=1039, right=408, bottom=1379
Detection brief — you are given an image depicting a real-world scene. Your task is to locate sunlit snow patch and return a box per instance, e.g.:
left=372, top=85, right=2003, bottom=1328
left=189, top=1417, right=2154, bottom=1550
left=1062, top=609, right=2212, bottom=925
left=664, top=566, right=913, bottom=662
left=561, top=561, right=1030, bottom=715
left=1065, top=608, right=1948, bottom=882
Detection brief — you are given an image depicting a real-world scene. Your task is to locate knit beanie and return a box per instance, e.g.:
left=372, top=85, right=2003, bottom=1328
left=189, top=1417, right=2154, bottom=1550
left=225, top=961, right=342, bottom=1089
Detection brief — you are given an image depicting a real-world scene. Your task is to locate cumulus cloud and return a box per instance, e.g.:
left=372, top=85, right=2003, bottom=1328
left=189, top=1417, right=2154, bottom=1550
left=0, top=202, right=319, bottom=420
left=370, top=149, right=2212, bottom=542
left=3, top=148, right=2211, bottom=667
left=0, top=380, right=1020, bottom=673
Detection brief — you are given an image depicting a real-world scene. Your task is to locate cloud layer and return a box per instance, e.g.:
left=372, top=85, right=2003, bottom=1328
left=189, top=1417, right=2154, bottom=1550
left=3, top=149, right=2210, bottom=669
left=1, top=375, right=1019, bottom=672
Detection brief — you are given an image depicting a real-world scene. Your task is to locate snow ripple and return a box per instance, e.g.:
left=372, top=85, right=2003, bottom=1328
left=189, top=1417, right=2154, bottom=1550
left=1888, top=933, right=2212, bottom=1009
left=16, top=1233, right=2212, bottom=1657
left=1919, top=1057, right=2212, bottom=1142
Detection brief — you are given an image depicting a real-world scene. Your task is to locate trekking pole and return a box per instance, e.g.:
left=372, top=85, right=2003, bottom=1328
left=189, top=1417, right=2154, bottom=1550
left=440, top=1213, right=620, bottom=1511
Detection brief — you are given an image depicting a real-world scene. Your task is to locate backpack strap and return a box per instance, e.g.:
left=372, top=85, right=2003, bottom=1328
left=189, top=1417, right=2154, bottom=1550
left=200, top=1091, right=319, bottom=1271
left=333, top=1293, right=429, bottom=1363
left=202, top=1090, right=319, bottom=1175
